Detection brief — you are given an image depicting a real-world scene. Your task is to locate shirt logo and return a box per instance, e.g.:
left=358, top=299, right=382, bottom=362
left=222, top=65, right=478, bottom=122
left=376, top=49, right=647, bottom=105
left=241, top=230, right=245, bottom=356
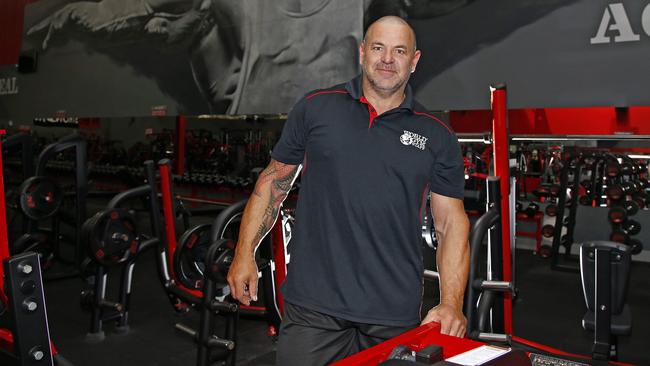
left=400, top=130, right=427, bottom=150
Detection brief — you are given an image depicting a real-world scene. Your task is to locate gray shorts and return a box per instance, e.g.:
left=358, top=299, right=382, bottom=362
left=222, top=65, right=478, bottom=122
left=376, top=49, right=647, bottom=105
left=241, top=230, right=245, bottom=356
left=276, top=302, right=417, bottom=366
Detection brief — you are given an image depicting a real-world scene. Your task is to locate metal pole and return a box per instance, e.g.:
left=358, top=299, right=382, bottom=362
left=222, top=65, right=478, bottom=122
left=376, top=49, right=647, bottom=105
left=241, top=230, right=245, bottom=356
left=490, top=84, right=513, bottom=334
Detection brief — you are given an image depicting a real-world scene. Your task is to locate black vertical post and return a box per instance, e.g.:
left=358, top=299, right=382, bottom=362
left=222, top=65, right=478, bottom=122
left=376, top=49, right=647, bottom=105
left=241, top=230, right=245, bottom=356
left=75, top=138, right=88, bottom=267
left=486, top=177, right=504, bottom=334
left=593, top=248, right=612, bottom=360
left=551, top=160, right=570, bottom=267
left=564, top=158, right=582, bottom=246
left=88, top=265, right=106, bottom=340
left=116, top=262, right=135, bottom=330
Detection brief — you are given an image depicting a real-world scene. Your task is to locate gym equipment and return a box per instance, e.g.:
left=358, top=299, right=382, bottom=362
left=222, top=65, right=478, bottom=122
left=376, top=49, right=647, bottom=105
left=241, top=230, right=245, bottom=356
left=607, top=207, right=627, bottom=224
left=1, top=252, right=54, bottom=365
left=465, top=177, right=514, bottom=339
left=2, top=132, right=35, bottom=241
left=157, top=159, right=239, bottom=366
left=84, top=209, right=138, bottom=267
left=11, top=134, right=88, bottom=275
left=81, top=177, right=160, bottom=340
left=580, top=241, right=632, bottom=361
left=541, top=225, right=554, bottom=238
left=0, top=130, right=73, bottom=366
left=174, top=224, right=213, bottom=290
left=19, top=176, right=63, bottom=220
left=11, top=231, right=54, bottom=270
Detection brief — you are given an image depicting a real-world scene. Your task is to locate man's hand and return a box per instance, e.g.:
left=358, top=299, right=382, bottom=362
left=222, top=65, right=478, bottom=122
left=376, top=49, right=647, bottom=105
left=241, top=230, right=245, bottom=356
left=421, top=303, right=467, bottom=337
left=226, top=251, right=259, bottom=306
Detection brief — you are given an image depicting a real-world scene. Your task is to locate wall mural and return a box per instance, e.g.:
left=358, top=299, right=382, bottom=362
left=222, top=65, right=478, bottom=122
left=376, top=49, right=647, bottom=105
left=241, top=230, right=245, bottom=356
left=3, top=0, right=650, bottom=120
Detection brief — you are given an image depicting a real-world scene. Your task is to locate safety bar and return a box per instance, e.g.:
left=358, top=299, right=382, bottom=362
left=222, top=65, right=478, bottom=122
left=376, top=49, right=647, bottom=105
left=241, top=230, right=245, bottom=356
left=175, top=323, right=235, bottom=350
left=464, top=206, right=500, bottom=333
left=107, top=185, right=150, bottom=209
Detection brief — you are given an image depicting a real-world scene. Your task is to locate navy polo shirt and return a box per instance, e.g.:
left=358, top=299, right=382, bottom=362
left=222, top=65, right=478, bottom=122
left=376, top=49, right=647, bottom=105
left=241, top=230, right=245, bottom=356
left=271, top=75, right=464, bottom=326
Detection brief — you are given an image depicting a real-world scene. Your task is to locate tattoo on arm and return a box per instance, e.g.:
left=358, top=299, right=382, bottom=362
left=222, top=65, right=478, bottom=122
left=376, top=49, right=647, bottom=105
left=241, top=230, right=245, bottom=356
left=253, top=161, right=299, bottom=242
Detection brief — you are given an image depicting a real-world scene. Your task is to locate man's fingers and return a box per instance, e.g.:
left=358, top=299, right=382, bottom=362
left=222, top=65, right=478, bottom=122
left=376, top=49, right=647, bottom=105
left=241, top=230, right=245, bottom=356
left=439, top=320, right=452, bottom=335
left=249, top=278, right=259, bottom=302
left=449, top=321, right=465, bottom=338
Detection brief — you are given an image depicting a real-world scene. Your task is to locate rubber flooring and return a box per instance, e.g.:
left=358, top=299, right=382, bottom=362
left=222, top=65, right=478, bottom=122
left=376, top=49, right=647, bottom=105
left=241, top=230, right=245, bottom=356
left=38, top=247, right=650, bottom=365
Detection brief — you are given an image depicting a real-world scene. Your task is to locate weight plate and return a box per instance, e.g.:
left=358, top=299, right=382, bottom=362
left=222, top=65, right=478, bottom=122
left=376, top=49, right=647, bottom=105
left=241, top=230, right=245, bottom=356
left=19, top=176, right=63, bottom=220
left=174, top=224, right=212, bottom=290
left=87, top=209, right=138, bottom=267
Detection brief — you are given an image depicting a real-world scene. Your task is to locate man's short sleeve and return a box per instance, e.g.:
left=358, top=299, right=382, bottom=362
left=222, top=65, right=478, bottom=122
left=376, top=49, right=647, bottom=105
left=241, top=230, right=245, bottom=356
left=270, top=96, right=309, bottom=165
left=429, top=132, right=465, bottom=199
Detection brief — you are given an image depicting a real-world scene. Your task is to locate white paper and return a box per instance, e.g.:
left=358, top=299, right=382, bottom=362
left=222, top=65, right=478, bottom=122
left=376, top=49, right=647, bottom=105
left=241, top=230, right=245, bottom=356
left=445, top=345, right=511, bottom=366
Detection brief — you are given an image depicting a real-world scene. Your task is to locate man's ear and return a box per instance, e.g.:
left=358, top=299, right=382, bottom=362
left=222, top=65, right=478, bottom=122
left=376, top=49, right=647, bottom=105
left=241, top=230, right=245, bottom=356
left=411, top=49, right=422, bottom=73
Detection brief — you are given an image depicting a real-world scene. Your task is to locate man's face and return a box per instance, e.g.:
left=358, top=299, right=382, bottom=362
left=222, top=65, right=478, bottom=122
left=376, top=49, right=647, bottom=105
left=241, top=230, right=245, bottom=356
left=360, top=21, right=421, bottom=96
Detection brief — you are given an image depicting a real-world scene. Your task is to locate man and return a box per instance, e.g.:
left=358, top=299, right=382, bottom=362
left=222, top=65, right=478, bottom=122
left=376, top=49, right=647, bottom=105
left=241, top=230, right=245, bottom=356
left=227, top=16, right=469, bottom=365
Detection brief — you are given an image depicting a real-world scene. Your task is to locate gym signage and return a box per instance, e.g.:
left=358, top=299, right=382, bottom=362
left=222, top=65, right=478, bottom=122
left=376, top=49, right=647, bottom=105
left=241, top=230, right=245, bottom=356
left=591, top=2, right=650, bottom=44
left=0, top=77, right=19, bottom=95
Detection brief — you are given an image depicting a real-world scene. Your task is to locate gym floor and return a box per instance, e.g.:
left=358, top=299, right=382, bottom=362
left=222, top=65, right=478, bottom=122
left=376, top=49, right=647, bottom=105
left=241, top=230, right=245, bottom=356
left=42, top=240, right=650, bottom=366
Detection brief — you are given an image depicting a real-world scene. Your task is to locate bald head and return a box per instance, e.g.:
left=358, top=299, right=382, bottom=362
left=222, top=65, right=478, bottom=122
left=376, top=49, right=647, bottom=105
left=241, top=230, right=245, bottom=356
left=364, top=16, right=417, bottom=52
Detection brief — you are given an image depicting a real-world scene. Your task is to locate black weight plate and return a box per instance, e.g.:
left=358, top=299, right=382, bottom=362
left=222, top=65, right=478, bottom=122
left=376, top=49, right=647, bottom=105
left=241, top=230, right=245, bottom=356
left=174, top=224, right=212, bottom=290
left=627, top=239, right=643, bottom=255
left=88, top=209, right=138, bottom=267
left=623, top=200, right=639, bottom=216
left=622, top=219, right=641, bottom=236
left=19, top=176, right=63, bottom=220
left=207, top=238, right=236, bottom=285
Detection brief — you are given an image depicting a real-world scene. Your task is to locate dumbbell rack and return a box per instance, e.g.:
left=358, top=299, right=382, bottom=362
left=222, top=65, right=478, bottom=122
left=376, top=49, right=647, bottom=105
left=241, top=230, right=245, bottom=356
left=550, top=153, right=582, bottom=271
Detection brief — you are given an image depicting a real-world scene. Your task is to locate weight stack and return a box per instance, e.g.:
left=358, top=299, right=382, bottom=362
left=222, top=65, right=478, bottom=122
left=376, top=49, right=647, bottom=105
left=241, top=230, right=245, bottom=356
left=3, top=252, right=54, bottom=365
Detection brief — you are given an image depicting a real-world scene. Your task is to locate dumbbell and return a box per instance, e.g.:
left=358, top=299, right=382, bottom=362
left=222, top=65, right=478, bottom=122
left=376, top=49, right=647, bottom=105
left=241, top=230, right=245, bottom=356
left=532, top=186, right=550, bottom=199
left=538, top=245, right=552, bottom=259
left=610, top=220, right=641, bottom=243
left=622, top=200, right=639, bottom=216
left=548, top=185, right=561, bottom=198
left=627, top=238, right=643, bottom=255
left=606, top=185, right=623, bottom=201
left=579, top=195, right=592, bottom=206
left=541, top=224, right=555, bottom=238
left=620, top=181, right=636, bottom=195
left=621, top=219, right=641, bottom=236
left=605, top=161, right=620, bottom=177
left=620, top=162, right=633, bottom=176
left=632, top=191, right=650, bottom=207
left=545, top=204, right=558, bottom=217
left=524, top=202, right=538, bottom=217
left=607, top=206, right=627, bottom=224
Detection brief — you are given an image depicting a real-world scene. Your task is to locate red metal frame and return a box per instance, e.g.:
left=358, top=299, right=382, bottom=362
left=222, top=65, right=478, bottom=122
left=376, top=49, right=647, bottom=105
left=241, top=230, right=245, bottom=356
left=271, top=218, right=287, bottom=315
left=158, top=162, right=203, bottom=299
left=0, top=130, right=9, bottom=304
left=491, top=87, right=513, bottom=334
left=334, top=324, right=635, bottom=366
left=332, top=323, right=483, bottom=365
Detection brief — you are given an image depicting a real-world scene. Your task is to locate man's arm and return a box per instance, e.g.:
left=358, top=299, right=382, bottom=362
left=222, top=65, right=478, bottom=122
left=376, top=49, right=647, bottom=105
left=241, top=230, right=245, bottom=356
left=421, top=192, right=470, bottom=337
left=227, top=159, right=300, bottom=305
